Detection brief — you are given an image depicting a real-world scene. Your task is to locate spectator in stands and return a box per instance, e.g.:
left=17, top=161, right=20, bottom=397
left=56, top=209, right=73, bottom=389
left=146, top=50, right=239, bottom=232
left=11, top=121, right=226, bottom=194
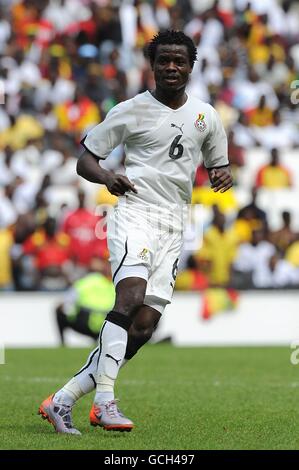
left=34, top=67, right=75, bottom=111
left=232, top=66, right=279, bottom=113
left=0, top=184, right=18, bottom=228
left=11, top=211, right=36, bottom=290
left=54, top=85, right=100, bottom=135
left=253, top=250, right=299, bottom=288
left=196, top=211, right=238, bottom=286
left=227, top=129, right=245, bottom=184
left=248, top=95, right=274, bottom=127
left=261, top=53, right=291, bottom=89
left=0, top=224, right=13, bottom=290
left=22, top=216, right=72, bottom=291
left=0, top=145, right=15, bottom=186
left=83, top=63, right=108, bottom=106
left=253, top=109, right=299, bottom=150
left=0, top=112, right=44, bottom=151
left=38, top=101, right=58, bottom=132
left=0, top=7, right=10, bottom=54
left=231, top=211, right=265, bottom=246
left=43, top=0, right=92, bottom=35
left=237, top=187, right=267, bottom=224
left=175, top=255, right=209, bottom=291
left=286, top=237, right=299, bottom=269
left=232, top=227, right=276, bottom=288
left=255, top=148, right=292, bottom=189
left=9, top=137, right=43, bottom=184
left=270, top=211, right=296, bottom=254
left=193, top=162, right=209, bottom=187
left=11, top=175, right=40, bottom=215
left=232, top=113, right=257, bottom=149
left=231, top=186, right=267, bottom=243
left=49, top=145, right=79, bottom=186
left=61, top=189, right=108, bottom=270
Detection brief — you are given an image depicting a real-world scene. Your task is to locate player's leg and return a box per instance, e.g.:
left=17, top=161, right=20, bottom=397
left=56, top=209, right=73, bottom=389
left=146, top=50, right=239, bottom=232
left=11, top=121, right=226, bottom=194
left=89, top=216, right=176, bottom=431
left=39, top=303, right=98, bottom=434
left=39, top=205, right=152, bottom=433
left=38, top=306, right=100, bottom=434
left=58, top=303, right=161, bottom=395
left=90, top=275, right=147, bottom=431
left=38, top=298, right=162, bottom=433
left=38, top=270, right=149, bottom=434
left=125, top=303, right=162, bottom=360
left=53, top=304, right=161, bottom=406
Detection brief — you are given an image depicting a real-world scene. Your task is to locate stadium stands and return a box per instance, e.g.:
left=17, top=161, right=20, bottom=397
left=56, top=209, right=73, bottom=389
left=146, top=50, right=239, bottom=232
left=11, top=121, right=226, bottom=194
left=0, top=0, right=299, bottom=291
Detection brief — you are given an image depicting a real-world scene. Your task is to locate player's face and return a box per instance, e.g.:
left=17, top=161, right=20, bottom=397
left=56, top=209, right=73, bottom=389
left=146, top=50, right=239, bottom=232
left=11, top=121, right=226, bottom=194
left=153, top=44, right=192, bottom=92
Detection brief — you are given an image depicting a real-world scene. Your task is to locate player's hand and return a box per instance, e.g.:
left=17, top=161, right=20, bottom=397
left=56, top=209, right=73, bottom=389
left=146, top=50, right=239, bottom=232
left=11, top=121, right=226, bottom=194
left=208, top=166, right=233, bottom=193
left=106, top=174, right=138, bottom=196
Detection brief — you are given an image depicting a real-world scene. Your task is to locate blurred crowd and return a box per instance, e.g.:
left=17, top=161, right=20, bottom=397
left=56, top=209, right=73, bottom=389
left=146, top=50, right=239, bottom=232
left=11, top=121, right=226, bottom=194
left=0, top=0, right=299, bottom=292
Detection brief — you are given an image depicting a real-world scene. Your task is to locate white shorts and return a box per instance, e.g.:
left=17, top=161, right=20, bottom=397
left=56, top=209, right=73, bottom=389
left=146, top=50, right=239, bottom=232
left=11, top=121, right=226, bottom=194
left=107, top=201, right=183, bottom=313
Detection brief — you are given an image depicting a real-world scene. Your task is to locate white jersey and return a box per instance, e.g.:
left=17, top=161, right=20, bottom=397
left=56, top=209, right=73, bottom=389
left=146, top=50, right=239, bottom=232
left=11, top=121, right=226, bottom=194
left=82, top=91, right=228, bottom=209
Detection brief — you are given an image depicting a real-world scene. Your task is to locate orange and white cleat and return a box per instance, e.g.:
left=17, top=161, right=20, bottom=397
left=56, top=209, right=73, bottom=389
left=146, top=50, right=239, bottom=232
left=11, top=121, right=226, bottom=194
left=38, top=394, right=81, bottom=435
left=90, top=399, right=134, bottom=432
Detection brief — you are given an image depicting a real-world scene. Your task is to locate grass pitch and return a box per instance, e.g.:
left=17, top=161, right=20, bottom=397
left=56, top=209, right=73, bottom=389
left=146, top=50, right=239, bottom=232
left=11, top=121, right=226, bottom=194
left=0, top=345, right=298, bottom=450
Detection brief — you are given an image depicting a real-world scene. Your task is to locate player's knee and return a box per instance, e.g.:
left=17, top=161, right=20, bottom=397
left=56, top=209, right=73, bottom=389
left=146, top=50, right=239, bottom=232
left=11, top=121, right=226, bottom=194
left=132, top=319, right=156, bottom=342
left=114, top=279, right=147, bottom=315
left=136, top=328, right=153, bottom=343
left=115, top=293, right=144, bottom=316
left=133, top=306, right=160, bottom=333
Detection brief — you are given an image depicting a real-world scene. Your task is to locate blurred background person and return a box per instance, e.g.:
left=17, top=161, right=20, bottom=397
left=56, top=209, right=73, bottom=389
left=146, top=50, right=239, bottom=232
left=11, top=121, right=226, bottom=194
left=56, top=256, right=115, bottom=345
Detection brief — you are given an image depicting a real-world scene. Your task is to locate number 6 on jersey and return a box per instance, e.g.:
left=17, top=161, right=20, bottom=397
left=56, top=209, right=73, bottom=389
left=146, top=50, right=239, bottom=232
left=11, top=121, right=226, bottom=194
left=169, top=135, right=184, bottom=160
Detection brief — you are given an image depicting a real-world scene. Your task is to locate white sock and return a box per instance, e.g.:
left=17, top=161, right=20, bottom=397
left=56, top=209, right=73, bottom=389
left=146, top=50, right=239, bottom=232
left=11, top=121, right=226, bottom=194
left=54, top=346, right=100, bottom=406
left=74, top=347, right=129, bottom=396
left=95, top=320, right=128, bottom=405
left=74, top=346, right=100, bottom=394
left=54, top=377, right=83, bottom=406
left=54, top=343, right=130, bottom=407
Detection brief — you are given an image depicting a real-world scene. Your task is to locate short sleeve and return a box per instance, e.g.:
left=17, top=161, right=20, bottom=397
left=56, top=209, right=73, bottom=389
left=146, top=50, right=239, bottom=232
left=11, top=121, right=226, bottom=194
left=81, top=103, right=128, bottom=160
left=201, top=105, right=229, bottom=169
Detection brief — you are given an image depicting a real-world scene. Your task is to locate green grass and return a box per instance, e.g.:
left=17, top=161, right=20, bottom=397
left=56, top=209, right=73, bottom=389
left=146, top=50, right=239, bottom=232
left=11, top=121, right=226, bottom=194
left=0, top=345, right=299, bottom=450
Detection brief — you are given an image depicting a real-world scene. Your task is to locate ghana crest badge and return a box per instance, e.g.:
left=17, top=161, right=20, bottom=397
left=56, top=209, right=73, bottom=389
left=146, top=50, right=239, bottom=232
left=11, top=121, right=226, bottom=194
left=194, top=113, right=207, bottom=132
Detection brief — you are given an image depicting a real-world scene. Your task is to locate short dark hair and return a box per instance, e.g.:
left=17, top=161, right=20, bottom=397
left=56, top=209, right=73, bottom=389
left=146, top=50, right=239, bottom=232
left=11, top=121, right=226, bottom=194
left=147, top=30, right=197, bottom=68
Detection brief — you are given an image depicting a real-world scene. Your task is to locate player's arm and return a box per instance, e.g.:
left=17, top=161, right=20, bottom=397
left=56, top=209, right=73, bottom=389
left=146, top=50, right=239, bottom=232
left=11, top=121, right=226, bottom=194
left=77, top=103, right=137, bottom=196
left=202, top=106, right=233, bottom=193
left=207, top=165, right=233, bottom=193
left=77, top=151, right=137, bottom=196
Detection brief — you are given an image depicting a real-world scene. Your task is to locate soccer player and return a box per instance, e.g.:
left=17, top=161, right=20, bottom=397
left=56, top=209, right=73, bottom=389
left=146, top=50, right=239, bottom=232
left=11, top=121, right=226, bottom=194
left=38, top=30, right=232, bottom=435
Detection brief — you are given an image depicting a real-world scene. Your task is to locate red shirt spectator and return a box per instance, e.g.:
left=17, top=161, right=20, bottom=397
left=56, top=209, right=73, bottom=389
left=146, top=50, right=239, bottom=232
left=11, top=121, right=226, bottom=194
left=23, top=223, right=71, bottom=270
left=61, top=190, right=108, bottom=266
left=54, top=87, right=100, bottom=133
